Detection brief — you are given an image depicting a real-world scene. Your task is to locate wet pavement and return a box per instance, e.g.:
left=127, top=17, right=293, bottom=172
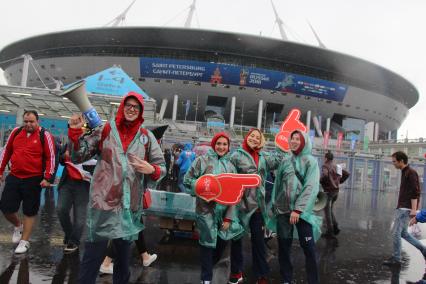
left=0, top=184, right=426, bottom=283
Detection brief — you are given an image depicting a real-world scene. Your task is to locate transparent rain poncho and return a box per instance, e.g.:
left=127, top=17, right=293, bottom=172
left=229, top=147, right=284, bottom=232
left=269, top=131, right=322, bottom=241
left=184, top=148, right=244, bottom=248
left=70, top=120, right=166, bottom=242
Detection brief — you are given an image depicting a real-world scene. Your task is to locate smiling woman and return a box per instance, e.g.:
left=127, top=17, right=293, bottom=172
left=183, top=131, right=244, bottom=283
left=123, top=97, right=142, bottom=122
left=66, top=90, right=166, bottom=283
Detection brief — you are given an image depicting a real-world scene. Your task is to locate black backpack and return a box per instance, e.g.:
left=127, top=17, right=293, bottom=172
left=11, top=126, right=61, bottom=183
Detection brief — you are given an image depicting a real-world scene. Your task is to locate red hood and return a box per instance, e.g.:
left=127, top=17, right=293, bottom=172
left=115, top=92, right=145, bottom=127
left=114, top=92, right=145, bottom=152
left=290, top=130, right=305, bottom=156
left=211, top=132, right=231, bottom=153
left=242, top=128, right=263, bottom=152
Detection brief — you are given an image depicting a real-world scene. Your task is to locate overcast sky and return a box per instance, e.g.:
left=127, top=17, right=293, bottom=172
left=0, top=0, right=424, bottom=138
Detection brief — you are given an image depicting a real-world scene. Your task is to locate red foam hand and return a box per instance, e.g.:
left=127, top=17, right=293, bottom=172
left=195, top=175, right=222, bottom=202
left=275, top=109, right=307, bottom=152
left=214, top=173, right=261, bottom=205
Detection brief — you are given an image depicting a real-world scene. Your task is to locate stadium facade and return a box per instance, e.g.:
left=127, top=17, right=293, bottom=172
left=0, top=27, right=419, bottom=140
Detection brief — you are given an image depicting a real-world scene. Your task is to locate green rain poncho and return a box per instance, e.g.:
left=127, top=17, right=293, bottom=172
left=184, top=148, right=244, bottom=248
left=229, top=144, right=284, bottom=232
left=69, top=93, right=166, bottom=242
left=269, top=131, right=322, bottom=241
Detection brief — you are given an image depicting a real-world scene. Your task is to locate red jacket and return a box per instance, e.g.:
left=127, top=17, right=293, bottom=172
left=0, top=127, right=56, bottom=180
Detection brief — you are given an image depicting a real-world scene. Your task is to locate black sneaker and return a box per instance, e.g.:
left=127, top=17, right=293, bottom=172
left=321, top=232, right=337, bottom=239
left=64, top=243, right=79, bottom=253
left=333, top=227, right=341, bottom=235
left=382, top=257, right=401, bottom=267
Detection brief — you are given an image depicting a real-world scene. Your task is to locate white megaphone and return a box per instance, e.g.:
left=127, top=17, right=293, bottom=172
left=58, top=80, right=102, bottom=129
left=313, top=191, right=328, bottom=211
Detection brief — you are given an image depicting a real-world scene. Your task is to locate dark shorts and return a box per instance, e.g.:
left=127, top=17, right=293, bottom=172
left=0, top=175, right=43, bottom=216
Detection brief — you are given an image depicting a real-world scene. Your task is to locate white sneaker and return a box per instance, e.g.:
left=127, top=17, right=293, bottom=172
left=143, top=253, right=157, bottom=267
left=12, top=225, right=23, bottom=244
left=99, top=264, right=113, bottom=274
left=15, top=240, right=30, bottom=254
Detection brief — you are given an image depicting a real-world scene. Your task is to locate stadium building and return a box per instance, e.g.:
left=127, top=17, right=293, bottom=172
left=0, top=26, right=419, bottom=141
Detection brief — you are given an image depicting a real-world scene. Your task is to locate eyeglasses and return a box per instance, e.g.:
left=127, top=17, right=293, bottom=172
left=124, top=103, right=141, bottom=111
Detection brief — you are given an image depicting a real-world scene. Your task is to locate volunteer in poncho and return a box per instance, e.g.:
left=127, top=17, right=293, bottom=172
left=228, top=128, right=283, bottom=284
left=68, top=92, right=166, bottom=284
left=271, top=130, right=321, bottom=284
left=184, top=132, right=244, bottom=284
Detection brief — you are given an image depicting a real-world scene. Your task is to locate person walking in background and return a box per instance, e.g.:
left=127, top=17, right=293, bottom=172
left=176, top=142, right=196, bottom=192
left=184, top=132, right=244, bottom=284
left=272, top=130, right=321, bottom=284
left=0, top=110, right=56, bottom=254
left=164, top=148, right=171, bottom=180
left=320, top=151, right=349, bottom=238
left=383, top=151, right=426, bottom=267
left=171, top=145, right=182, bottom=182
left=68, top=92, right=166, bottom=283
left=56, top=145, right=95, bottom=253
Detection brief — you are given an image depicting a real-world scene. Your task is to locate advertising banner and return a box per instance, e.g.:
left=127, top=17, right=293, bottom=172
left=85, top=67, right=150, bottom=99
left=309, top=129, right=316, bottom=144
left=140, top=57, right=348, bottom=102
left=323, top=131, right=330, bottom=149
left=350, top=134, right=358, bottom=151
left=337, top=131, right=344, bottom=149
left=363, top=136, right=370, bottom=152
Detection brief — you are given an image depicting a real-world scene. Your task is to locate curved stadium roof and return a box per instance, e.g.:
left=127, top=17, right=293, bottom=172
left=0, top=27, right=418, bottom=108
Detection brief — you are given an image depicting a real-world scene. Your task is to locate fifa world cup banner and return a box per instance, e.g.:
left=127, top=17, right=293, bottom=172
left=140, top=57, right=348, bottom=102
left=195, top=174, right=261, bottom=205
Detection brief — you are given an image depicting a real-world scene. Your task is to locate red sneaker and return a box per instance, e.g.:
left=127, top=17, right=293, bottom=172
left=228, top=272, right=243, bottom=283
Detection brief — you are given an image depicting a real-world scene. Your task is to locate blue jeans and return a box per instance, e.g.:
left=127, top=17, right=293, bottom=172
left=324, top=191, right=339, bottom=234
left=277, top=214, right=319, bottom=284
left=178, top=171, right=186, bottom=192
left=78, top=238, right=131, bottom=284
left=56, top=179, right=89, bottom=245
left=392, top=209, right=426, bottom=261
